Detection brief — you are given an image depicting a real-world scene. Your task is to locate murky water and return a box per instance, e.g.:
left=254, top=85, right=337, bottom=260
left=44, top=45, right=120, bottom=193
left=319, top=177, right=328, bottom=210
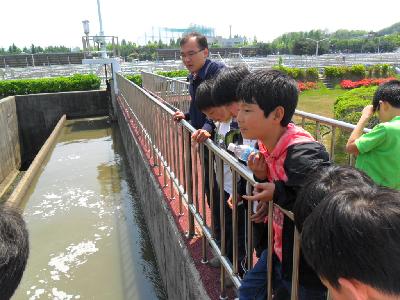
left=13, top=118, right=166, bottom=300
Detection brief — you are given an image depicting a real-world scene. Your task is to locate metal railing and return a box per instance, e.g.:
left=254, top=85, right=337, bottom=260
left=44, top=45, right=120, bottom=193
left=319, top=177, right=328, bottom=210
left=119, top=72, right=372, bottom=299
left=142, top=72, right=371, bottom=165
left=117, top=73, right=309, bottom=299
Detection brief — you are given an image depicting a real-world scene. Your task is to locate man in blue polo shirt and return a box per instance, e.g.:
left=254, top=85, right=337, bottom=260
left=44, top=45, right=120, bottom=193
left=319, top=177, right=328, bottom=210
left=173, top=33, right=225, bottom=254
left=173, top=32, right=225, bottom=141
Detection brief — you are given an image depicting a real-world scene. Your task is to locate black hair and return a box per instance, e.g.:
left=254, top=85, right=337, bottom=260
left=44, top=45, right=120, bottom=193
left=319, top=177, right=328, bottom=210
left=193, top=79, right=216, bottom=111
left=211, top=66, right=250, bottom=106
left=372, top=79, right=400, bottom=111
left=236, top=69, right=298, bottom=126
left=0, top=204, right=29, bottom=299
left=294, top=166, right=375, bottom=232
left=180, top=32, right=208, bottom=50
left=301, top=186, right=400, bottom=295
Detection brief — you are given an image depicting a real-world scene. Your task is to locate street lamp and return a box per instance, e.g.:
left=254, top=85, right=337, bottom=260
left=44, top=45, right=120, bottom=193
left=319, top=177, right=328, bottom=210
left=306, top=37, right=329, bottom=56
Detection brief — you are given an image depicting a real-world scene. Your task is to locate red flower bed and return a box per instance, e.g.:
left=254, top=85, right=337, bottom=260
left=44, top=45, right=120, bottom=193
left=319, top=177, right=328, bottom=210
left=340, top=77, right=397, bottom=89
left=298, top=81, right=317, bottom=91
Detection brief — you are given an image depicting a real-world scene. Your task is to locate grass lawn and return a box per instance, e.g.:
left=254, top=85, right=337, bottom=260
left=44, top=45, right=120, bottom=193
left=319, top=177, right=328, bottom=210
left=298, top=86, right=347, bottom=118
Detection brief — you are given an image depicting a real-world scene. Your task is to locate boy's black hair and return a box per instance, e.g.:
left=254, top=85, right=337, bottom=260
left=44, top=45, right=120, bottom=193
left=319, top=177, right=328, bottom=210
left=193, top=79, right=216, bottom=111
left=212, top=66, right=250, bottom=106
left=180, top=32, right=208, bottom=50
left=236, top=69, right=298, bottom=126
left=372, top=79, right=400, bottom=111
left=294, top=166, right=375, bottom=232
left=0, top=204, right=29, bottom=299
left=301, top=186, right=400, bottom=295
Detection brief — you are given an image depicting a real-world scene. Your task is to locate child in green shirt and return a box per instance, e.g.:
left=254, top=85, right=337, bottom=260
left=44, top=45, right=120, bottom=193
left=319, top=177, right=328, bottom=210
left=346, top=80, right=400, bottom=189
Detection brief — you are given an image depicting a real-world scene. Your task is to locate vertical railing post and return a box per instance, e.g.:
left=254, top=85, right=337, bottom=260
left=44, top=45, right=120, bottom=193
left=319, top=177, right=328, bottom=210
left=200, top=144, right=208, bottom=264
left=290, top=228, right=301, bottom=300
left=184, top=129, right=195, bottom=238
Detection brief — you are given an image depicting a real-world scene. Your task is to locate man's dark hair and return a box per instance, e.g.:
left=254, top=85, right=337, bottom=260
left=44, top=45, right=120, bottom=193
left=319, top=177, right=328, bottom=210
left=294, top=166, right=375, bottom=232
left=180, top=32, right=208, bottom=50
left=301, top=186, right=400, bottom=295
left=236, top=69, right=298, bottom=126
left=193, top=79, right=216, bottom=111
left=211, top=66, right=250, bottom=106
left=0, top=204, right=29, bottom=299
left=372, top=79, right=400, bottom=111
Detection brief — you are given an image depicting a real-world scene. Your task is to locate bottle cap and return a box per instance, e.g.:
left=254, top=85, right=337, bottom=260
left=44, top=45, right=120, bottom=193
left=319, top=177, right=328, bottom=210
left=227, top=143, right=236, bottom=152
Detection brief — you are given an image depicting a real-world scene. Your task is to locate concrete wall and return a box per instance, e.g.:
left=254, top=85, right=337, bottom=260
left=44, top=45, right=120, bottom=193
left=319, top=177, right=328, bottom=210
left=0, top=96, right=20, bottom=185
left=15, top=90, right=108, bottom=167
left=116, top=102, right=210, bottom=300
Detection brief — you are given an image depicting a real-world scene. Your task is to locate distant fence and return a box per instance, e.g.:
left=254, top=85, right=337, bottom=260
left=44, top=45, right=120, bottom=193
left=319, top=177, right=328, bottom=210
left=0, top=53, right=84, bottom=68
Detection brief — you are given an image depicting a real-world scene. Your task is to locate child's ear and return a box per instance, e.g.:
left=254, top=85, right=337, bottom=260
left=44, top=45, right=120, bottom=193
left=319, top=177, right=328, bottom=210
left=273, top=106, right=285, bottom=122
left=337, top=278, right=368, bottom=300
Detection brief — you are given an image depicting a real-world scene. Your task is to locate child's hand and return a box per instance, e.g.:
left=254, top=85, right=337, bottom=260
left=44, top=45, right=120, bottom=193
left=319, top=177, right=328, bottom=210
left=247, top=152, right=267, bottom=180
left=360, top=105, right=374, bottom=121
left=242, top=182, right=275, bottom=202
left=227, top=195, right=242, bottom=209
left=250, top=201, right=268, bottom=223
left=191, top=129, right=211, bottom=143
left=227, top=195, right=233, bottom=209
left=173, top=110, right=185, bottom=122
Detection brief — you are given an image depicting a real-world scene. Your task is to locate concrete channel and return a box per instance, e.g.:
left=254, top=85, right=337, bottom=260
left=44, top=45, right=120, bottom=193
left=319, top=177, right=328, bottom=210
left=12, top=117, right=166, bottom=299
left=0, top=88, right=208, bottom=299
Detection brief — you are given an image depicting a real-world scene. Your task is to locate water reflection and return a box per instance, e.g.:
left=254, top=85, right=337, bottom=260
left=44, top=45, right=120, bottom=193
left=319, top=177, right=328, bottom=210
left=13, top=118, right=166, bottom=300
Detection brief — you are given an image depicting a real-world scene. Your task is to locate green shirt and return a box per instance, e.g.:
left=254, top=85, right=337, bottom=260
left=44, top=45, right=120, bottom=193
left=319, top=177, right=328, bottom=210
left=355, top=116, right=400, bottom=190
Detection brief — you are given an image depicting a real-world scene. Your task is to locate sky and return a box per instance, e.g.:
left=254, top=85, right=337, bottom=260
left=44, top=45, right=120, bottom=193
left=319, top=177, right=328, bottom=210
left=1, top=0, right=399, bottom=49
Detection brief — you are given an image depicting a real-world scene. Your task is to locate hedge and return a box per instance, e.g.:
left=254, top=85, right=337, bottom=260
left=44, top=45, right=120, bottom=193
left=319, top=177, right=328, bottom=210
left=125, top=69, right=189, bottom=87
left=156, top=70, right=189, bottom=78
left=334, top=85, right=378, bottom=126
left=0, top=74, right=101, bottom=98
left=324, top=64, right=395, bottom=82
left=125, top=74, right=142, bottom=86
left=273, top=66, right=319, bottom=82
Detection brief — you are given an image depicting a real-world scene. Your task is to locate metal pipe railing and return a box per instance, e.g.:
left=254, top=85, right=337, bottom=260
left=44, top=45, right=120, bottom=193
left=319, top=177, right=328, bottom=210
left=118, top=72, right=366, bottom=299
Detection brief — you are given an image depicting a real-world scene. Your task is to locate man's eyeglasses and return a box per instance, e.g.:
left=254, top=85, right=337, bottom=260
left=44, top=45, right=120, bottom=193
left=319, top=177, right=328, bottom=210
left=180, top=49, right=204, bottom=59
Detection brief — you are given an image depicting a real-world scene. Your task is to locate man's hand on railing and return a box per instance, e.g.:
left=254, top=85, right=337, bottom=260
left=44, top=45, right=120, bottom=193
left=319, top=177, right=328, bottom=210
left=243, top=182, right=275, bottom=202
left=250, top=201, right=268, bottom=223
left=191, top=129, right=211, bottom=143
left=173, top=110, right=185, bottom=122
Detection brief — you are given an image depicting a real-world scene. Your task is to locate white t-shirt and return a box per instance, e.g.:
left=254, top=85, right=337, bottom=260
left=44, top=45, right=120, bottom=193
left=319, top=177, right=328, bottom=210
left=214, top=119, right=256, bottom=195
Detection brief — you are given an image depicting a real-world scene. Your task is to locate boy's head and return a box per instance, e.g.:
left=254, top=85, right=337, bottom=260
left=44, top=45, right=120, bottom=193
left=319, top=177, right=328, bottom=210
left=212, top=66, right=250, bottom=117
left=301, top=186, right=400, bottom=300
left=236, top=69, right=298, bottom=140
left=194, top=79, right=230, bottom=122
left=0, top=204, right=29, bottom=299
left=294, top=166, right=375, bottom=232
left=372, top=79, right=400, bottom=121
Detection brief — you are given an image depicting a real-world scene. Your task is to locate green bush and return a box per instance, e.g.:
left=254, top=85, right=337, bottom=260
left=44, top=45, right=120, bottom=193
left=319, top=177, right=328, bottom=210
left=273, top=66, right=319, bottom=81
left=366, top=64, right=395, bottom=78
left=156, top=70, right=189, bottom=78
left=334, top=86, right=378, bottom=126
left=0, top=74, right=101, bottom=98
left=125, top=74, right=142, bottom=86
left=324, top=65, right=366, bottom=81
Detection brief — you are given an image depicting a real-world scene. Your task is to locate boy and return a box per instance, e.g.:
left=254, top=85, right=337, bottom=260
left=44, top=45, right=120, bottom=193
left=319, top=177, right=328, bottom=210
left=212, top=66, right=268, bottom=258
left=292, top=166, right=376, bottom=299
left=346, top=79, right=400, bottom=189
left=301, top=186, right=400, bottom=300
left=193, top=79, right=247, bottom=278
left=236, top=69, right=331, bottom=300
left=0, top=204, right=29, bottom=299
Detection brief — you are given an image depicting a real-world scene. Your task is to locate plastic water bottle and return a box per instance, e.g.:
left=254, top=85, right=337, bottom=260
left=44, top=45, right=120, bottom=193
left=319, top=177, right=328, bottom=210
left=227, top=143, right=258, bottom=163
